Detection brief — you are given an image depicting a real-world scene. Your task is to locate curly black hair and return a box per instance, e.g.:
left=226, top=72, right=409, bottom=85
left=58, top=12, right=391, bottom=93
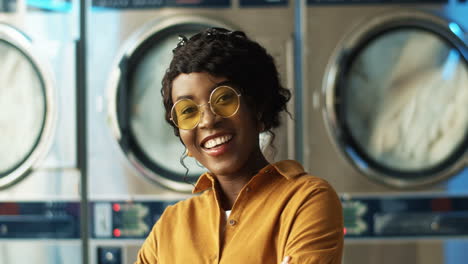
left=161, top=27, right=291, bottom=137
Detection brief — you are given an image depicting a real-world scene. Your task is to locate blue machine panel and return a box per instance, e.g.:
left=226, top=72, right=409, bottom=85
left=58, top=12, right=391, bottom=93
left=91, top=196, right=468, bottom=240
left=239, top=0, right=288, bottom=7
left=0, top=202, right=81, bottom=239
left=343, top=195, right=468, bottom=238
left=91, top=201, right=178, bottom=239
left=308, top=0, right=447, bottom=5
left=165, top=0, right=230, bottom=7
left=92, top=0, right=230, bottom=9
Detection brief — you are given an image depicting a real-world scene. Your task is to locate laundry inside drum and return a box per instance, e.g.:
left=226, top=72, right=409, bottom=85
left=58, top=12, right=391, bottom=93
left=0, top=40, right=46, bottom=176
left=344, top=28, right=468, bottom=173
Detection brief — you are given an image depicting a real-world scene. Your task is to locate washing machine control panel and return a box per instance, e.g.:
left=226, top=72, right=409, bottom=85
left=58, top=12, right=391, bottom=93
left=342, top=195, right=468, bottom=238
left=0, top=202, right=81, bottom=238
left=91, top=0, right=230, bottom=9
left=91, top=196, right=468, bottom=240
left=91, top=201, right=178, bottom=239
left=308, top=0, right=447, bottom=4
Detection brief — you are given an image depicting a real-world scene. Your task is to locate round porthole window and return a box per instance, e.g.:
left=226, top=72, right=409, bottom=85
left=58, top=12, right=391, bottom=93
left=0, top=24, right=55, bottom=189
left=324, top=12, right=468, bottom=188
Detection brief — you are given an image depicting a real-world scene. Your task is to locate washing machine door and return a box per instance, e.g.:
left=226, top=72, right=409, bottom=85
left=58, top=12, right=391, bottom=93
left=108, top=17, right=233, bottom=192
left=324, top=11, right=468, bottom=188
left=0, top=23, right=55, bottom=189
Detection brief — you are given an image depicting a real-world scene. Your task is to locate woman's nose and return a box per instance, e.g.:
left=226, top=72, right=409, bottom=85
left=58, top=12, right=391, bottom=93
left=198, top=105, right=219, bottom=129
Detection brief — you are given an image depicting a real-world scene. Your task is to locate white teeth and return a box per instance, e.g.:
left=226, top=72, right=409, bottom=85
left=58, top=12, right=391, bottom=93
left=203, top=135, right=233, bottom=149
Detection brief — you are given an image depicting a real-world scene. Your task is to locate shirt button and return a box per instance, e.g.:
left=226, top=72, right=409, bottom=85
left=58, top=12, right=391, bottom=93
left=229, top=219, right=237, bottom=226
left=245, top=187, right=251, bottom=192
left=264, top=169, right=270, bottom=173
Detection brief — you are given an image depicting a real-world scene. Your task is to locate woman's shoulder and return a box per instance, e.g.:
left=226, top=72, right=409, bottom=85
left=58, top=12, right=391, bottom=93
left=271, top=161, right=342, bottom=218
left=272, top=160, right=336, bottom=190
left=289, top=175, right=338, bottom=203
left=293, top=171, right=335, bottom=190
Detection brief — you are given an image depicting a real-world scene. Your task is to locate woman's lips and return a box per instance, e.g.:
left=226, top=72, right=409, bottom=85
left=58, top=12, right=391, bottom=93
left=202, top=136, right=234, bottom=157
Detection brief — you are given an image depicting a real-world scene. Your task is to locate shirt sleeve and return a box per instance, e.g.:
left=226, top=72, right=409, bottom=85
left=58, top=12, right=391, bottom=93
left=134, top=220, right=160, bottom=264
left=284, top=184, right=344, bottom=264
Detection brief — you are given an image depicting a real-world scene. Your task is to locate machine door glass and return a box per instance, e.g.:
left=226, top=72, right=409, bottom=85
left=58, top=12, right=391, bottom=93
left=338, top=26, right=468, bottom=186
left=0, top=23, right=81, bottom=264
left=114, top=22, right=226, bottom=192
left=0, top=39, right=47, bottom=187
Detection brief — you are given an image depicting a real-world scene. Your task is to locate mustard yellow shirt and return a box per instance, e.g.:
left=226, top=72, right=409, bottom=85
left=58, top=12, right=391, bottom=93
left=135, top=160, right=343, bottom=264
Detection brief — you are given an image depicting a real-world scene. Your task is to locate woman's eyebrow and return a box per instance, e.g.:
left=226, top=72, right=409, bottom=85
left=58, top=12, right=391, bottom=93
left=174, top=80, right=233, bottom=101
left=174, top=94, right=194, bottom=101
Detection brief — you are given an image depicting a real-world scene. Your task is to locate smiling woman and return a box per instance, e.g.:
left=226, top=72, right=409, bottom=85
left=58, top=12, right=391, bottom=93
left=134, top=27, right=344, bottom=264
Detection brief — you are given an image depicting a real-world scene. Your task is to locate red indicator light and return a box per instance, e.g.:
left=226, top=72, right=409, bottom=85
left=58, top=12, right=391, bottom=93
left=113, top=228, right=121, bottom=237
left=431, top=198, right=452, bottom=212
left=343, top=227, right=347, bottom=235
left=112, top=203, right=121, bottom=212
left=0, top=203, right=20, bottom=215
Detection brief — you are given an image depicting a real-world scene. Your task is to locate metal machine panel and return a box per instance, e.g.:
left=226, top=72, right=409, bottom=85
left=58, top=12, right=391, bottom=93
left=87, top=2, right=295, bottom=196
left=87, top=1, right=295, bottom=263
left=303, top=1, right=468, bottom=263
left=0, top=1, right=79, bottom=198
left=0, top=201, right=80, bottom=239
left=304, top=4, right=468, bottom=194
left=0, top=0, right=81, bottom=263
left=342, top=195, right=468, bottom=238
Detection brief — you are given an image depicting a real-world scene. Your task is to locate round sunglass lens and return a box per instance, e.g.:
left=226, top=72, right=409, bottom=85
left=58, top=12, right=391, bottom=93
left=172, top=99, right=200, bottom=129
left=211, top=86, right=239, bottom=117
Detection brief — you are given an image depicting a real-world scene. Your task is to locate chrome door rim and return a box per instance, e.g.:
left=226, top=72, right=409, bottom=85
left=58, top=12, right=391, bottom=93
left=0, top=23, right=56, bottom=189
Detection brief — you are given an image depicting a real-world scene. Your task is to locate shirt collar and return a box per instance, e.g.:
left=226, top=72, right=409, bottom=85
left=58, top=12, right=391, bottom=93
left=271, top=160, right=306, bottom=180
left=192, top=172, right=216, bottom=194
left=192, top=160, right=306, bottom=194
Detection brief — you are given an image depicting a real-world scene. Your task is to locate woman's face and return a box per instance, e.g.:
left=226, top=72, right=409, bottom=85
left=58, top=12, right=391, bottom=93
left=171, top=72, right=262, bottom=177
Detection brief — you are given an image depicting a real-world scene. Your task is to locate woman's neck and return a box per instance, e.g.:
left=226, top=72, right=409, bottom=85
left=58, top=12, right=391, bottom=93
left=215, top=150, right=269, bottom=210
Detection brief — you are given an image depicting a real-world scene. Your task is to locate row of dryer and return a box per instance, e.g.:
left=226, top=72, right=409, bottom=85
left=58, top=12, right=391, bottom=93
left=0, top=0, right=467, bottom=263
left=0, top=0, right=80, bottom=263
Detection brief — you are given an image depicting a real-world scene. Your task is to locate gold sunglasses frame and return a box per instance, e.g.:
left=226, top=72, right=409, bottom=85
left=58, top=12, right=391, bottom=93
left=170, top=85, right=242, bottom=130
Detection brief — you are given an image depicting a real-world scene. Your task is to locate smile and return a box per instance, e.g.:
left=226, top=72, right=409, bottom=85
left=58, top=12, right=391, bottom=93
left=203, top=135, right=233, bottom=149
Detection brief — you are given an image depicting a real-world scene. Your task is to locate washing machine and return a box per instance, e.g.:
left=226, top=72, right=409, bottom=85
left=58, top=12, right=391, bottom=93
left=303, top=0, right=468, bottom=263
left=0, top=0, right=81, bottom=263
left=86, top=0, right=295, bottom=263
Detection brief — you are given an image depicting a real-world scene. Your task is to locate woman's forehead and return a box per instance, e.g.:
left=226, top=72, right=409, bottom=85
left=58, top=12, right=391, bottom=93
left=171, top=73, right=228, bottom=101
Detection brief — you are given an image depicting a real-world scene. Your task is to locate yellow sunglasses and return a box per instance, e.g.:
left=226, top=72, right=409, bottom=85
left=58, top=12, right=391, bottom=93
left=170, top=85, right=242, bottom=130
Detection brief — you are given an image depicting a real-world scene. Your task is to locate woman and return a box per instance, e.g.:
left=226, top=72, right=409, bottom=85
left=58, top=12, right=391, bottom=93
left=135, top=27, right=343, bottom=264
